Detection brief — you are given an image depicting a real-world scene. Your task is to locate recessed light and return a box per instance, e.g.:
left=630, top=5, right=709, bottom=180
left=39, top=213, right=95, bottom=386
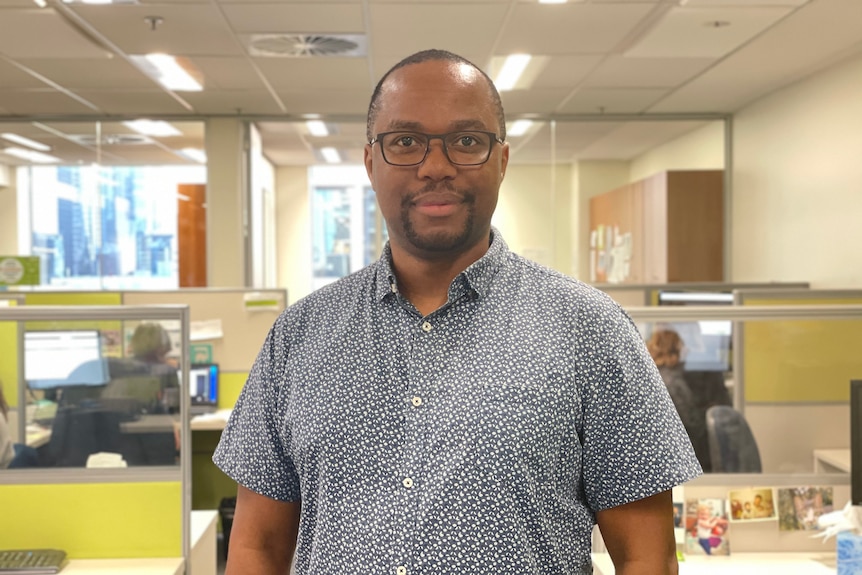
left=1, top=133, right=51, bottom=152
left=507, top=120, right=534, bottom=137
left=321, top=147, right=341, bottom=164
left=306, top=120, right=329, bottom=137
left=124, top=120, right=181, bottom=137
left=3, top=147, right=61, bottom=163
left=494, top=54, right=532, bottom=91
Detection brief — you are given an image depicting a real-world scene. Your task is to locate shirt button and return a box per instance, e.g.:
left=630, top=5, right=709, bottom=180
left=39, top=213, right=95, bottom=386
left=402, top=477, right=414, bottom=489
left=390, top=283, right=397, bottom=293
left=396, top=567, right=407, bottom=575
left=421, top=321, right=432, bottom=332
left=411, top=396, right=422, bottom=407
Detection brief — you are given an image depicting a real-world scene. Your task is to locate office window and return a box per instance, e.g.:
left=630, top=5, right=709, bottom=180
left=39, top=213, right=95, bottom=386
left=310, top=166, right=387, bottom=290
left=20, top=164, right=206, bottom=289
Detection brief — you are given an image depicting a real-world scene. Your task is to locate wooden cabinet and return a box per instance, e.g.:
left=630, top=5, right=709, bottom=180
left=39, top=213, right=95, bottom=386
left=589, top=170, right=723, bottom=284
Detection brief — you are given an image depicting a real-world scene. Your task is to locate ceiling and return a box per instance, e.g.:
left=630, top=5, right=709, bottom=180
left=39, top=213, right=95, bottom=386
left=0, top=0, right=861, bottom=167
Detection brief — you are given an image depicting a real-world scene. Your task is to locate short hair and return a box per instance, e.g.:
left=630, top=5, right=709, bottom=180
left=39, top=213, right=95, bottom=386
left=130, top=323, right=171, bottom=361
left=647, top=329, right=683, bottom=368
left=366, top=49, right=506, bottom=142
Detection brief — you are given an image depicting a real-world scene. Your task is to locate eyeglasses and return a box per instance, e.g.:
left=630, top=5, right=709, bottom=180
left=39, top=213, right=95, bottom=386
left=369, top=130, right=504, bottom=167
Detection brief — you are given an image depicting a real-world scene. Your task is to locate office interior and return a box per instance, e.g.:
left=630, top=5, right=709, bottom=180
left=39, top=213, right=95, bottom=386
left=1, top=0, right=862, bottom=573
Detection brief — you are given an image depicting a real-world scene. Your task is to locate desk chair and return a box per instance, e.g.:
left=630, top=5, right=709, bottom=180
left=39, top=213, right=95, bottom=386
left=705, top=405, right=762, bottom=473
left=44, top=405, right=124, bottom=467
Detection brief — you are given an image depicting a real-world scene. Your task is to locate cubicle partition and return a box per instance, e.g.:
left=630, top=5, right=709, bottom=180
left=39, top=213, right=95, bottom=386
left=731, top=289, right=862, bottom=476
left=595, top=281, right=810, bottom=307
left=625, top=303, right=857, bottom=555
left=0, top=305, right=192, bottom=569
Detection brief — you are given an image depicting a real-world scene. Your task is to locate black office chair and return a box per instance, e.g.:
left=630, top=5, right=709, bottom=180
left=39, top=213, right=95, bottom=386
left=705, top=405, right=762, bottom=473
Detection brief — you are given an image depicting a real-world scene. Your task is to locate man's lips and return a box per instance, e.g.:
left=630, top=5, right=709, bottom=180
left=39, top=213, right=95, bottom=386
left=411, top=194, right=463, bottom=217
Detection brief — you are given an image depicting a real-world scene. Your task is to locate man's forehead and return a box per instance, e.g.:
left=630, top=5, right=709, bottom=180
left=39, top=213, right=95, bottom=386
left=385, top=59, right=483, bottom=92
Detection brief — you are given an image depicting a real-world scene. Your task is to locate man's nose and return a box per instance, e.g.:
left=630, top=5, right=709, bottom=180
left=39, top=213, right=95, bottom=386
left=417, top=139, right=457, bottom=179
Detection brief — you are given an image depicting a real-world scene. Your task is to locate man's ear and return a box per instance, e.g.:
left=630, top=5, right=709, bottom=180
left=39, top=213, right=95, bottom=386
left=364, top=144, right=374, bottom=186
left=499, top=141, right=510, bottom=180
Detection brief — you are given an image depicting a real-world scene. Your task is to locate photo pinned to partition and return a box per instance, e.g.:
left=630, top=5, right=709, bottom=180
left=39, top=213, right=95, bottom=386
left=728, top=486, right=777, bottom=522
left=777, top=486, right=834, bottom=531
left=684, top=498, right=730, bottom=556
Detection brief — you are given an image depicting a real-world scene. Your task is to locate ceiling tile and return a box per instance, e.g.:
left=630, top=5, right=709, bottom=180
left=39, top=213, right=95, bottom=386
left=557, top=87, right=669, bottom=114
left=181, top=90, right=286, bottom=114
left=583, top=55, right=715, bottom=88
left=624, top=6, right=794, bottom=59
left=499, top=89, right=572, bottom=116
left=220, top=3, right=364, bottom=33
left=275, top=89, right=369, bottom=115
left=254, top=58, right=371, bottom=91
left=70, top=4, right=244, bottom=56
left=496, top=4, right=654, bottom=54
left=369, top=4, right=508, bottom=59
left=0, top=90, right=98, bottom=114
left=0, top=59, right=47, bottom=89
left=0, top=9, right=112, bottom=58
left=188, top=57, right=269, bottom=90
left=74, top=90, right=193, bottom=114
left=530, top=55, right=604, bottom=90
left=19, top=58, right=159, bottom=90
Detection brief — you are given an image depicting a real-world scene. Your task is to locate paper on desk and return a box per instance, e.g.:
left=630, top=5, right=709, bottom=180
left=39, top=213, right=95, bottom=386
left=191, top=319, right=223, bottom=341
left=86, top=452, right=128, bottom=468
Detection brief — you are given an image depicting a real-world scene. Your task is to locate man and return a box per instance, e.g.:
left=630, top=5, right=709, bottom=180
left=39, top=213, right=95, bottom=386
left=214, top=49, right=701, bottom=575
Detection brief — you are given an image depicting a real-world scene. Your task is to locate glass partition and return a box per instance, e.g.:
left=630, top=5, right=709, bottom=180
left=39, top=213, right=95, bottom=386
left=628, top=304, right=861, bottom=478
left=1, top=305, right=191, bottom=471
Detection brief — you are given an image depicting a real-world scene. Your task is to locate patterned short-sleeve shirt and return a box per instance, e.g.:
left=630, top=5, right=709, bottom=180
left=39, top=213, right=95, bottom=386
left=213, top=229, right=702, bottom=575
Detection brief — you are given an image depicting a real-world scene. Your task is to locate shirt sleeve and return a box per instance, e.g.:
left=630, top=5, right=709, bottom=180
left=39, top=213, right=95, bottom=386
left=213, top=317, right=301, bottom=501
left=576, top=296, right=702, bottom=511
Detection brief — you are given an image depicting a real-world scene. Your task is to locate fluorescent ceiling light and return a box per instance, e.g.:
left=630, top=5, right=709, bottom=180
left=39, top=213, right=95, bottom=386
left=306, top=120, right=329, bottom=137
left=124, top=120, right=181, bottom=137
left=320, top=147, right=341, bottom=164
left=507, top=120, right=534, bottom=137
left=32, top=0, right=47, bottom=7
left=658, top=292, right=733, bottom=303
left=179, top=148, right=207, bottom=163
left=1, top=133, right=51, bottom=152
left=3, top=147, right=61, bottom=163
left=142, top=54, right=202, bottom=92
left=494, top=54, right=531, bottom=91
left=539, top=0, right=567, bottom=3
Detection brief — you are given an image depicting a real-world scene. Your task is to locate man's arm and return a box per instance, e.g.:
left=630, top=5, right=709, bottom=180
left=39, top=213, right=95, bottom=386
left=225, top=485, right=301, bottom=575
left=595, top=489, right=678, bottom=575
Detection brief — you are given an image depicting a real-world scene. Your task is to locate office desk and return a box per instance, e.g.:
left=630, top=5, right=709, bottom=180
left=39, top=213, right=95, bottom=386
left=61, top=510, right=217, bottom=575
left=25, top=424, right=51, bottom=448
left=592, top=552, right=836, bottom=574
left=190, top=410, right=231, bottom=431
left=814, top=449, right=850, bottom=473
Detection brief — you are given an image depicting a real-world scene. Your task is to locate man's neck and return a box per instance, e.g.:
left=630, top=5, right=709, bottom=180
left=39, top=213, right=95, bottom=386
left=389, top=238, right=490, bottom=317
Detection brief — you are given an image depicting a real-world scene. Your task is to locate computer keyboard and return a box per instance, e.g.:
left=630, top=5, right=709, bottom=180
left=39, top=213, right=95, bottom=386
left=0, top=549, right=67, bottom=574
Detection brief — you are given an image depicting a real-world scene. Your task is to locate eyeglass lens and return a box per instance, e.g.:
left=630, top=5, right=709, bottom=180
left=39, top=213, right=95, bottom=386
left=380, top=131, right=494, bottom=166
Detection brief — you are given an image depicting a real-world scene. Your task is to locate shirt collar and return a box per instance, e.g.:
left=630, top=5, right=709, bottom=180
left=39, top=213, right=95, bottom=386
left=373, top=227, right=509, bottom=302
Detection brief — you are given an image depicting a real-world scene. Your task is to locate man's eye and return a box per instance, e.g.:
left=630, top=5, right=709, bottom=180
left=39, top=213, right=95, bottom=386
left=458, top=136, right=476, bottom=146
left=397, top=136, right=417, bottom=147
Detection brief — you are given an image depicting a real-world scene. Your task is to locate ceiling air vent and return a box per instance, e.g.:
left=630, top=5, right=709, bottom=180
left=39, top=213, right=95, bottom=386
left=245, top=34, right=367, bottom=58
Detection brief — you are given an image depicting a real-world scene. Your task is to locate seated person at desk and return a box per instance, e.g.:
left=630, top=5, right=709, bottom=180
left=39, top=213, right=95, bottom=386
left=0, top=385, right=39, bottom=468
left=109, top=322, right=180, bottom=414
left=647, top=328, right=731, bottom=473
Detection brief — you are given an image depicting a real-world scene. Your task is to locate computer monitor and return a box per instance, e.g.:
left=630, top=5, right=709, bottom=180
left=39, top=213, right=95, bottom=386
left=188, top=363, right=219, bottom=407
left=656, top=290, right=733, bottom=373
left=24, top=330, right=109, bottom=389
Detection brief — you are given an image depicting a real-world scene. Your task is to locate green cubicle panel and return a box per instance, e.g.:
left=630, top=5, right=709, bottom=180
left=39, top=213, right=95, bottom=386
left=0, top=304, right=192, bottom=566
left=735, top=290, right=862, bottom=403
left=0, top=479, right=181, bottom=558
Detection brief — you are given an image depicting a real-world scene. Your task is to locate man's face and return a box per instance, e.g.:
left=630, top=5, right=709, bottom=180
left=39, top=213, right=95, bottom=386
left=364, top=60, right=509, bottom=260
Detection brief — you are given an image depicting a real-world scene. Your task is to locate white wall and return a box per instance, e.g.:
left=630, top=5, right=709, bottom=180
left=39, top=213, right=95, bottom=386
left=495, top=163, right=573, bottom=275
left=629, top=121, right=725, bottom=182
left=0, top=166, right=17, bottom=255
left=275, top=166, right=312, bottom=304
left=732, top=52, right=862, bottom=288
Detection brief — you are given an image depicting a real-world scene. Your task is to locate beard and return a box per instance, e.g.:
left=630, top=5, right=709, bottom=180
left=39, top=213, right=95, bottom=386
left=399, top=184, right=477, bottom=253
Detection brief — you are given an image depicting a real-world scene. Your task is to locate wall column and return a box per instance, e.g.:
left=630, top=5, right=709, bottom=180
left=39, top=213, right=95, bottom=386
left=205, top=118, right=248, bottom=287
left=0, top=166, right=18, bottom=255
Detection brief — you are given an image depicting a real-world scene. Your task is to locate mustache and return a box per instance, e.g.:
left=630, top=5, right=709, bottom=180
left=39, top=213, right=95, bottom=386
left=401, top=182, right=474, bottom=207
